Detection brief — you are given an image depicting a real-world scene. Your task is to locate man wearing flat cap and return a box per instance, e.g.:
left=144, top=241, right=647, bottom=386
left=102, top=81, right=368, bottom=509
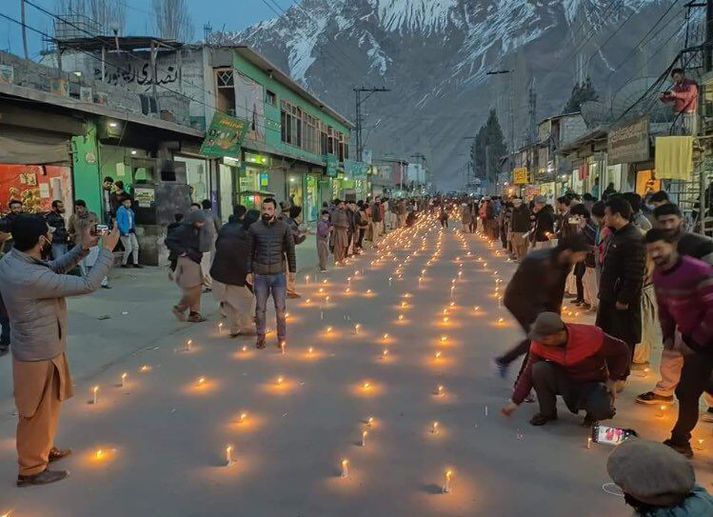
left=608, top=439, right=713, bottom=515
left=502, top=312, right=630, bottom=426
left=0, top=215, right=119, bottom=487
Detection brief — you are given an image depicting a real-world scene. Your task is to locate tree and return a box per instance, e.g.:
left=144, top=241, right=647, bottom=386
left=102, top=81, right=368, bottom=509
left=152, top=0, right=195, bottom=42
left=562, top=76, right=599, bottom=114
left=55, top=0, right=126, bottom=35
left=470, top=109, right=507, bottom=182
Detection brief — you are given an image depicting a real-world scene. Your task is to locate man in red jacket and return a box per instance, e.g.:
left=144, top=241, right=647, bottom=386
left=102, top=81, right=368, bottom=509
left=502, top=312, right=630, bottom=426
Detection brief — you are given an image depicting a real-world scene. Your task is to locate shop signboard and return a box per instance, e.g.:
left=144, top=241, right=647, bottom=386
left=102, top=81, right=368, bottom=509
left=512, top=167, right=529, bottom=185
left=0, top=64, right=14, bottom=84
left=133, top=187, right=155, bottom=208
left=200, top=113, right=249, bottom=158
left=326, top=155, right=338, bottom=178
left=608, top=116, right=649, bottom=166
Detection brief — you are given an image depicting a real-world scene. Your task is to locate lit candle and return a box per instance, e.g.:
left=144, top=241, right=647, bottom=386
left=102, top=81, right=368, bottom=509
left=225, top=445, right=234, bottom=466
left=362, top=382, right=371, bottom=390
left=185, top=339, right=193, bottom=352
left=280, top=341, right=286, bottom=355
left=367, top=416, right=374, bottom=428
left=139, top=364, right=151, bottom=373
left=388, top=277, right=393, bottom=286
left=326, top=326, right=333, bottom=334
left=241, top=345, right=248, bottom=353
left=434, top=351, right=442, bottom=360
left=442, top=317, right=449, bottom=323
left=440, top=335, right=447, bottom=343
left=305, top=298, right=311, bottom=304
left=382, top=349, right=389, bottom=359
left=658, top=404, right=668, bottom=417
left=341, top=459, right=349, bottom=478
left=587, top=437, right=592, bottom=449
left=239, top=412, right=248, bottom=424
left=361, top=430, right=368, bottom=447
left=474, top=306, right=480, bottom=312
left=398, top=314, right=404, bottom=321
left=305, top=275, right=310, bottom=285
left=498, top=318, right=504, bottom=325
left=95, top=449, right=104, bottom=460
left=277, top=376, right=284, bottom=385
left=431, top=421, right=439, bottom=434
left=354, top=323, right=361, bottom=335
left=197, top=376, right=206, bottom=386
left=308, top=347, right=314, bottom=355
left=120, top=372, right=127, bottom=388
left=218, top=322, right=223, bottom=335
left=442, top=470, right=453, bottom=493
left=436, top=385, right=445, bottom=396
left=325, top=296, right=331, bottom=303
left=383, top=333, right=390, bottom=341
left=92, top=385, right=99, bottom=405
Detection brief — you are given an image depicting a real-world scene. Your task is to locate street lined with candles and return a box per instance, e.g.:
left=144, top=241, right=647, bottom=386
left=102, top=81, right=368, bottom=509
left=0, top=212, right=712, bottom=516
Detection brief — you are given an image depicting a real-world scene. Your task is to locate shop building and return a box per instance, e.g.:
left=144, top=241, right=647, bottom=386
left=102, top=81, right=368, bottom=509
left=1, top=49, right=205, bottom=265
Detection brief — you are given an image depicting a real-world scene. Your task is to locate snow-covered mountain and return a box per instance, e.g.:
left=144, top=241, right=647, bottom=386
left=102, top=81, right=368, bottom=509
left=230, top=0, right=684, bottom=189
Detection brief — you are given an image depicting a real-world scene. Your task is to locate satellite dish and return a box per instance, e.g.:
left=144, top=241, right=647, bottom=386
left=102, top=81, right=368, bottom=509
left=580, top=100, right=611, bottom=127
left=611, top=77, right=669, bottom=122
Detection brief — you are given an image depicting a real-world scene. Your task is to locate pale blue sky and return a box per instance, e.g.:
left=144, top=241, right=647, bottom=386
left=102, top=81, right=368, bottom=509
left=1, top=0, right=296, bottom=58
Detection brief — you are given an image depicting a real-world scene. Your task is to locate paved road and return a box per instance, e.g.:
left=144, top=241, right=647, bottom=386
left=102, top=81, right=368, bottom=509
left=1, top=220, right=711, bottom=516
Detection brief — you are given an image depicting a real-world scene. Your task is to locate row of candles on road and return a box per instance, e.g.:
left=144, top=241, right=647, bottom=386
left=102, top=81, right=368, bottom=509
left=82, top=218, right=479, bottom=496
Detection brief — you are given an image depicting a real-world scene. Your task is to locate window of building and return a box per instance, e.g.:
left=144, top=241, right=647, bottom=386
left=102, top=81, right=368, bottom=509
left=215, top=68, right=236, bottom=116
left=265, top=89, right=277, bottom=106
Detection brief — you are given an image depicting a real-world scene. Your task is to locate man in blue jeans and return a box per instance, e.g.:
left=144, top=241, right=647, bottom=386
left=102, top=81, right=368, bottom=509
left=246, top=198, right=296, bottom=349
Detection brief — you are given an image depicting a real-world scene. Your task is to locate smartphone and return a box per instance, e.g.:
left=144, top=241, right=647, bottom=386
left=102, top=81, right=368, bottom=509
left=93, top=224, right=110, bottom=236
left=591, top=423, right=638, bottom=446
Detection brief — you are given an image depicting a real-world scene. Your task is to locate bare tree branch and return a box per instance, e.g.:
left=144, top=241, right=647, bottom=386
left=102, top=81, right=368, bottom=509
left=151, top=0, right=195, bottom=42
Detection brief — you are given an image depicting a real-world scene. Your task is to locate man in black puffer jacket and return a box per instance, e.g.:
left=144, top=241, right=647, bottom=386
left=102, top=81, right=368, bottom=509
left=596, top=196, right=646, bottom=367
left=246, top=198, right=296, bottom=349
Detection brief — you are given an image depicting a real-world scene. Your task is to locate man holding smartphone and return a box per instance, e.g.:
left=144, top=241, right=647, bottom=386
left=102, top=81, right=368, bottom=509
left=0, top=215, right=119, bottom=486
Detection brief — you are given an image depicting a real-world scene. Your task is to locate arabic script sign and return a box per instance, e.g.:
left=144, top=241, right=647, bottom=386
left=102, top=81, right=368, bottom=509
left=200, top=113, right=249, bottom=158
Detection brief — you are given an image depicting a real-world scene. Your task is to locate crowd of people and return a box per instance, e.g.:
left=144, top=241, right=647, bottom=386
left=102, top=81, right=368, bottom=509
left=2, top=181, right=713, bottom=515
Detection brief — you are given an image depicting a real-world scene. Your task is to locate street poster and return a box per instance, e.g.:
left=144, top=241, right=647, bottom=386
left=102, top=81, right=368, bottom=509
left=200, top=112, right=249, bottom=158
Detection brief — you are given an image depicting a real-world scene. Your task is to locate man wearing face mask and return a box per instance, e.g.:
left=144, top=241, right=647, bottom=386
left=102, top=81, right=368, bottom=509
left=0, top=214, right=119, bottom=486
left=644, top=229, right=713, bottom=458
left=246, top=198, right=296, bottom=350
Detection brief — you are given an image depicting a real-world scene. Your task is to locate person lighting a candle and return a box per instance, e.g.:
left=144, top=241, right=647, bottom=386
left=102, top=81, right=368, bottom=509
left=642, top=229, right=713, bottom=459
left=493, top=236, right=590, bottom=381
left=0, top=215, right=119, bottom=486
left=501, top=312, right=629, bottom=427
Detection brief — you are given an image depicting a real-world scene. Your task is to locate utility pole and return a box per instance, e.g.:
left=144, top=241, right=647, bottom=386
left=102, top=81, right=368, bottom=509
left=528, top=78, right=537, bottom=145
left=21, top=0, right=29, bottom=59
left=354, top=86, right=390, bottom=162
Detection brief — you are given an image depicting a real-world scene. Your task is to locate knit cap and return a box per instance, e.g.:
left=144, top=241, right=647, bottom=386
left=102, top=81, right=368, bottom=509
left=607, top=439, right=695, bottom=506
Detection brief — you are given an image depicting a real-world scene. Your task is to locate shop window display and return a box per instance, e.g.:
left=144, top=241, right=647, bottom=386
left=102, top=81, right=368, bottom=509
left=0, top=164, right=72, bottom=215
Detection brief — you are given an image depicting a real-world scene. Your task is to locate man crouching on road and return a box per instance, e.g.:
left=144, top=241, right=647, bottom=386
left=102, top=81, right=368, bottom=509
left=501, top=312, right=629, bottom=427
left=0, top=215, right=119, bottom=487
